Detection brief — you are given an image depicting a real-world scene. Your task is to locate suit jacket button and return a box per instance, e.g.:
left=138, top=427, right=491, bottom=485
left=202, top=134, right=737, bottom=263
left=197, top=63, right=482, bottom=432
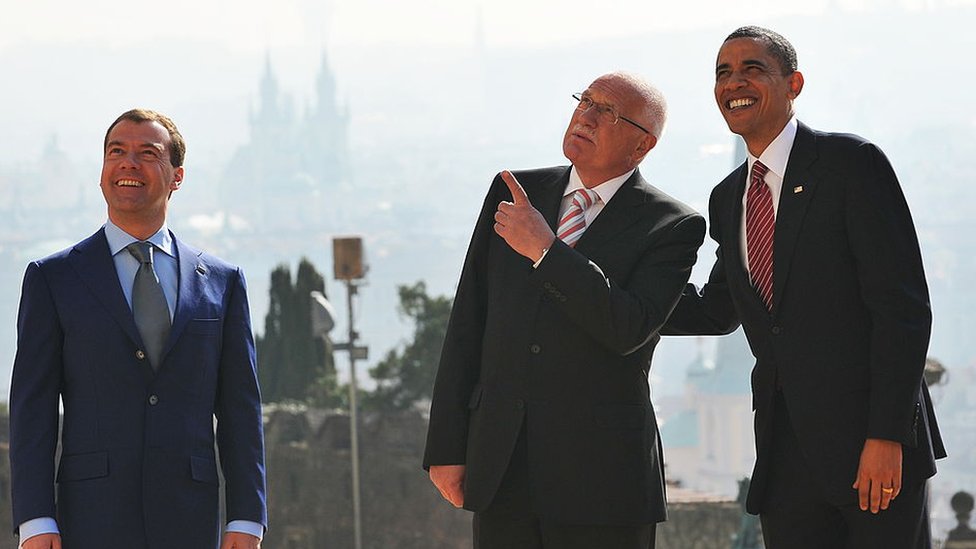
left=136, top=350, right=146, bottom=360
left=148, top=394, right=159, bottom=406
left=530, top=344, right=541, bottom=354
left=771, top=326, right=782, bottom=335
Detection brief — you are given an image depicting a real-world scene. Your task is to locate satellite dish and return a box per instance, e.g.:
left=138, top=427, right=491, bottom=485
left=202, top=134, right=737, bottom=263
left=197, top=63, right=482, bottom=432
left=310, top=290, right=336, bottom=335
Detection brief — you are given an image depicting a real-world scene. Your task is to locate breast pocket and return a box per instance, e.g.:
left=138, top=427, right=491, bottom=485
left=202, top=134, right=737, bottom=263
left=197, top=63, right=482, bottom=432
left=186, top=318, right=221, bottom=336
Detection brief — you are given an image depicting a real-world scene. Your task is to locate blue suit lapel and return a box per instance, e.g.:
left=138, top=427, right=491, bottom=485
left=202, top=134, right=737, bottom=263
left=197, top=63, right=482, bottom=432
left=68, top=229, right=146, bottom=352
left=162, top=236, right=208, bottom=366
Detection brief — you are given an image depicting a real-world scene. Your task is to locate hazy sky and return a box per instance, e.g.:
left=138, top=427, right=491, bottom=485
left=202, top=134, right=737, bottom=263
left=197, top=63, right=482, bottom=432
left=2, top=0, right=964, bottom=52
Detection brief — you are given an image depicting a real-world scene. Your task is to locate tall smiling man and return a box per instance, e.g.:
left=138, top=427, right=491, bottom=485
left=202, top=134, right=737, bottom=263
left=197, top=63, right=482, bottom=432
left=664, top=27, right=945, bottom=548
left=10, top=110, right=267, bottom=549
left=424, top=72, right=705, bottom=548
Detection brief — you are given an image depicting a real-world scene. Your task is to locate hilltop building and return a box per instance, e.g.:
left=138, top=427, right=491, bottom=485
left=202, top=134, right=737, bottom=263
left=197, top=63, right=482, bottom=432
left=220, top=51, right=350, bottom=236
left=662, top=330, right=756, bottom=498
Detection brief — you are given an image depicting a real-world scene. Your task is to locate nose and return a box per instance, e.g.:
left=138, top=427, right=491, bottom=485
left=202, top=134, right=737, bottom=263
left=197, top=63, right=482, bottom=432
left=119, top=150, right=141, bottom=169
left=719, top=70, right=748, bottom=92
left=576, top=107, right=599, bottom=127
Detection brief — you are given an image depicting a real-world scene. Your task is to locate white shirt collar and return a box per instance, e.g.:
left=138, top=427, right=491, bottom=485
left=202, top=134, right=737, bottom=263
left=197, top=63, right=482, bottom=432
left=565, top=166, right=635, bottom=205
left=747, top=116, right=798, bottom=180
left=104, top=219, right=174, bottom=258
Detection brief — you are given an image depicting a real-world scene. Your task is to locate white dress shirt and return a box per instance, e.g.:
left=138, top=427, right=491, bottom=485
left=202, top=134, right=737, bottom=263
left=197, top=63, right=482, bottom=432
left=534, top=166, right=635, bottom=267
left=739, top=116, right=798, bottom=275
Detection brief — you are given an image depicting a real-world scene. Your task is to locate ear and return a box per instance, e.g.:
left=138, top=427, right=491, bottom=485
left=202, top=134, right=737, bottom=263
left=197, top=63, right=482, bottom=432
left=170, top=166, right=184, bottom=192
left=632, top=134, right=658, bottom=164
left=787, top=71, right=804, bottom=99
left=638, top=133, right=658, bottom=155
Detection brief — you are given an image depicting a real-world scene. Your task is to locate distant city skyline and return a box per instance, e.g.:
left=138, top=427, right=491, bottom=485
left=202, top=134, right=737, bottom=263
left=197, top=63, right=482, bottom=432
left=1, top=2, right=974, bottom=537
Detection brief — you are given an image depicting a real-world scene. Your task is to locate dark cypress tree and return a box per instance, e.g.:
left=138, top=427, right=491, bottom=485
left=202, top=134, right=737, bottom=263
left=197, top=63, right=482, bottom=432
left=256, top=258, right=340, bottom=406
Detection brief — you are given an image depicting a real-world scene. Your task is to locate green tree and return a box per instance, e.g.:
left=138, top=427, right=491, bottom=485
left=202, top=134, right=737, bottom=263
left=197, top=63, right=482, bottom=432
left=365, top=281, right=452, bottom=412
left=256, top=258, right=341, bottom=406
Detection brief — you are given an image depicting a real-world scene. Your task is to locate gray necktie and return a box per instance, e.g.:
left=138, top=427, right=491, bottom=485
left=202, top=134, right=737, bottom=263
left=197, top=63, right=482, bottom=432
left=127, top=241, right=171, bottom=371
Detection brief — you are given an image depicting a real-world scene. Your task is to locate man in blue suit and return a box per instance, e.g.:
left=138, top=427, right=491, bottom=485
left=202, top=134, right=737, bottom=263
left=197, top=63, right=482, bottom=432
left=9, top=109, right=268, bottom=549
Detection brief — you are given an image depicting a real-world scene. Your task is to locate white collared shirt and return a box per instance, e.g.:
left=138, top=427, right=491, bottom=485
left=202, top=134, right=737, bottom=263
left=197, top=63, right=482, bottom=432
left=533, top=166, right=635, bottom=268
left=560, top=166, right=635, bottom=227
left=740, top=116, right=798, bottom=274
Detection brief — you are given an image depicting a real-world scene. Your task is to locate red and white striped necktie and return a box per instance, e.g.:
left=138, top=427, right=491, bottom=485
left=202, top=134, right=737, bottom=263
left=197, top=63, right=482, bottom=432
left=746, top=161, right=775, bottom=311
left=557, top=189, right=599, bottom=247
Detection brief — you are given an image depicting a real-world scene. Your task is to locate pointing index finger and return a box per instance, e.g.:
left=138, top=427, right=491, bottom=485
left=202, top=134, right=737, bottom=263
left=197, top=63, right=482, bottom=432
left=500, top=170, right=529, bottom=205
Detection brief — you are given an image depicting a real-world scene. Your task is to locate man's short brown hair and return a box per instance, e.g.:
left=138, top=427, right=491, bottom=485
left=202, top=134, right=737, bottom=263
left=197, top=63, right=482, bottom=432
left=104, top=109, right=186, bottom=167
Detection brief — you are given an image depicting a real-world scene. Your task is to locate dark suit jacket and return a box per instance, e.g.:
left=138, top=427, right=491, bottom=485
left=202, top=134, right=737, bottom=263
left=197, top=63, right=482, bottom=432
left=423, top=166, right=705, bottom=525
left=664, top=122, right=946, bottom=513
left=9, top=228, right=268, bottom=549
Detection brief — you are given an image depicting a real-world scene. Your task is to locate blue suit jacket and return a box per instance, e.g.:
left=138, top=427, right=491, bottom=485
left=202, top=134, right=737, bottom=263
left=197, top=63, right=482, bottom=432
left=9, top=228, right=267, bottom=549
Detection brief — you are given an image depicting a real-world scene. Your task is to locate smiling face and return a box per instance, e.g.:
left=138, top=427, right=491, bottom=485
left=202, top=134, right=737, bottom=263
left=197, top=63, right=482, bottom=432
left=100, top=119, right=183, bottom=238
left=562, top=74, right=657, bottom=187
left=714, top=37, right=803, bottom=156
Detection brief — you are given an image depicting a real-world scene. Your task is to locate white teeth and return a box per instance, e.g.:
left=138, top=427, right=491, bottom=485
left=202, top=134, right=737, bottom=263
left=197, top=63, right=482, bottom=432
left=728, top=98, right=756, bottom=109
left=116, top=179, right=143, bottom=187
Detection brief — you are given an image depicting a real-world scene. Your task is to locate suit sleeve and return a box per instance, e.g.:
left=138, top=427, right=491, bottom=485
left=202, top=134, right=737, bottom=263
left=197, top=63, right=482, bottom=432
left=845, top=142, right=932, bottom=444
left=661, top=187, right=741, bottom=336
left=422, top=180, right=500, bottom=468
left=531, top=208, right=707, bottom=355
left=9, top=262, right=64, bottom=532
left=215, top=268, right=268, bottom=528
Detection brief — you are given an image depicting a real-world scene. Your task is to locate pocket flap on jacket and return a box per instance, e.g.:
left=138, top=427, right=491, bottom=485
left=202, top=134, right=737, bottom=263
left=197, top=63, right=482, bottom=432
left=187, top=318, right=221, bottom=335
left=593, top=404, right=647, bottom=430
left=57, top=451, right=109, bottom=482
left=467, top=385, right=484, bottom=410
left=190, top=455, right=220, bottom=485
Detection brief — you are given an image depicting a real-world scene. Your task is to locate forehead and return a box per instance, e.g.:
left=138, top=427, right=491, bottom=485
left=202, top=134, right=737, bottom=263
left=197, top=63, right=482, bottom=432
left=584, top=76, right=638, bottom=109
left=105, top=119, right=170, bottom=150
left=716, top=37, right=776, bottom=67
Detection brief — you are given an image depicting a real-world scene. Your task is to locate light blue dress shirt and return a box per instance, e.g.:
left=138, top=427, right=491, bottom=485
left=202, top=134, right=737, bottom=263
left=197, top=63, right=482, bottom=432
left=18, top=221, right=263, bottom=545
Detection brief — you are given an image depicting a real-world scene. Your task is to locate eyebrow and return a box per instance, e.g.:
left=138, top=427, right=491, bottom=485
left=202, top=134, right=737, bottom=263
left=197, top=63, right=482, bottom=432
left=715, top=58, right=770, bottom=74
left=105, top=140, right=165, bottom=151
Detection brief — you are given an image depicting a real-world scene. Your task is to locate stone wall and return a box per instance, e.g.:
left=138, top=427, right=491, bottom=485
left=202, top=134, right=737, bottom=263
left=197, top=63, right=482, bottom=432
left=0, top=409, right=746, bottom=548
left=260, top=405, right=470, bottom=549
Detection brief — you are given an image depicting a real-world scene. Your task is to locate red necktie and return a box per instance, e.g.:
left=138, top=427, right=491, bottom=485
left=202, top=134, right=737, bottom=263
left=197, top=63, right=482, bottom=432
left=746, top=161, right=774, bottom=311
left=557, top=189, right=598, bottom=247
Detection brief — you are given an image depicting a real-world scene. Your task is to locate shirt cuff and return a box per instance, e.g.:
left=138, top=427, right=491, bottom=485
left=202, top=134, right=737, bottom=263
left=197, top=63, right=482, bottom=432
left=227, top=520, right=265, bottom=540
left=19, top=517, right=59, bottom=546
left=532, top=246, right=551, bottom=269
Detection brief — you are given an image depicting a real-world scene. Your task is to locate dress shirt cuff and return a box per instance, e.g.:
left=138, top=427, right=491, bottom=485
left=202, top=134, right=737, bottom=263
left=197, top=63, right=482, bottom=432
left=18, top=517, right=59, bottom=546
left=532, top=246, right=551, bottom=269
left=227, top=520, right=265, bottom=540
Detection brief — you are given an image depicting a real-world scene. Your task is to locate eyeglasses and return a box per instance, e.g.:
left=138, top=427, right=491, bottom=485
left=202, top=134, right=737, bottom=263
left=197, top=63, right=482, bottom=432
left=572, top=93, right=650, bottom=134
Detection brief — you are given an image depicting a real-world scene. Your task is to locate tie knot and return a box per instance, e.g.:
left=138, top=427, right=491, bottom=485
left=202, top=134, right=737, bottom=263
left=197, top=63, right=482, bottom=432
left=573, top=188, right=598, bottom=210
left=751, top=160, right=769, bottom=182
left=127, top=241, right=155, bottom=265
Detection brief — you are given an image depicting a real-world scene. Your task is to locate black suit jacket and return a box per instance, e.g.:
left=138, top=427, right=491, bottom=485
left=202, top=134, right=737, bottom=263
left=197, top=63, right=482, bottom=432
left=423, top=166, right=705, bottom=525
left=665, top=122, right=945, bottom=513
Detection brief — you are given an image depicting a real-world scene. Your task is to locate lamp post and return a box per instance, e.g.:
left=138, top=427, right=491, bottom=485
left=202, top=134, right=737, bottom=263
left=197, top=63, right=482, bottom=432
left=309, top=236, right=368, bottom=549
